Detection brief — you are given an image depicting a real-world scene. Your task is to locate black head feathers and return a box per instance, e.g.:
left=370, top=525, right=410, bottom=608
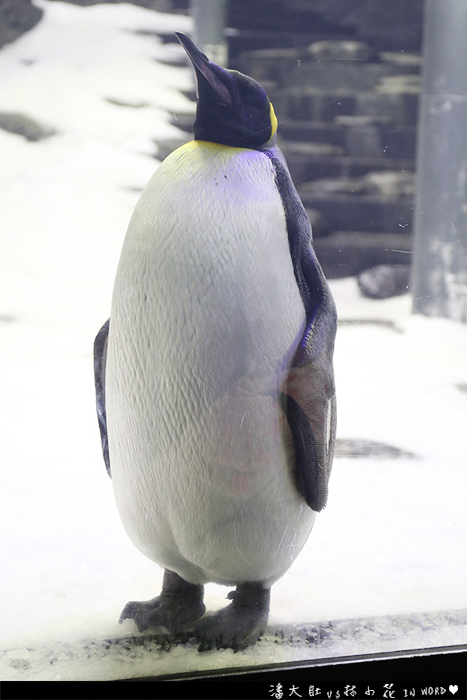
left=176, top=32, right=277, bottom=150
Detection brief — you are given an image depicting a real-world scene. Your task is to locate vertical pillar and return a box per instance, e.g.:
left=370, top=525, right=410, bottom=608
left=190, top=0, right=228, bottom=66
left=412, top=0, right=467, bottom=322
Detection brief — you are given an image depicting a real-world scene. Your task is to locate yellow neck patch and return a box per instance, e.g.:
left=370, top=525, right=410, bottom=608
left=269, top=102, right=278, bottom=141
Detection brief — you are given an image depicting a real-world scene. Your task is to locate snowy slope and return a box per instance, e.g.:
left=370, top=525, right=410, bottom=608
left=1, top=0, right=466, bottom=681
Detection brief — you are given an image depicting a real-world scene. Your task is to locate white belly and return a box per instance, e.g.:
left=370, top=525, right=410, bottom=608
left=106, top=141, right=316, bottom=587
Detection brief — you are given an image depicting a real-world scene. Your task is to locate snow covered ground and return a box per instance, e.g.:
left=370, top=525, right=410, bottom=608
left=0, top=0, right=466, bottom=681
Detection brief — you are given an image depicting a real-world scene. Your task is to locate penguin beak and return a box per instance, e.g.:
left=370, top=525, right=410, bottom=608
left=176, top=31, right=233, bottom=106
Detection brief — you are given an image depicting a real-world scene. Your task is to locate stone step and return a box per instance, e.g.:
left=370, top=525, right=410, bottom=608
left=270, top=86, right=419, bottom=126
left=227, top=30, right=352, bottom=61
left=285, top=149, right=414, bottom=185
left=227, top=0, right=423, bottom=54
left=313, top=230, right=412, bottom=278
left=300, top=188, right=413, bottom=234
left=238, top=50, right=420, bottom=92
left=278, top=117, right=416, bottom=160
left=301, top=169, right=415, bottom=197
left=227, top=1, right=352, bottom=35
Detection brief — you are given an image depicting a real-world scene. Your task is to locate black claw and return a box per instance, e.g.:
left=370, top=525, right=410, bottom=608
left=194, top=581, right=270, bottom=652
left=119, top=600, right=148, bottom=625
left=118, top=571, right=205, bottom=637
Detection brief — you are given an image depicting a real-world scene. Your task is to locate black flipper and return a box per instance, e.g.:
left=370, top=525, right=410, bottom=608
left=267, top=147, right=337, bottom=512
left=281, top=309, right=337, bottom=512
left=94, top=318, right=111, bottom=477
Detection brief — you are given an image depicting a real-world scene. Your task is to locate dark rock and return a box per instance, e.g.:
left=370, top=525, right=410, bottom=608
left=0, top=0, right=43, bottom=49
left=0, top=112, right=56, bottom=141
left=335, top=438, right=416, bottom=459
left=357, top=264, right=411, bottom=299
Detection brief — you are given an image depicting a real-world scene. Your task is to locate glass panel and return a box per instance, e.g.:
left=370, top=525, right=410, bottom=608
left=1, top=0, right=466, bottom=683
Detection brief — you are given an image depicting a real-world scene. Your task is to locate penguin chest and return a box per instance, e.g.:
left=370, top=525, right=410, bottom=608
left=106, top=141, right=312, bottom=583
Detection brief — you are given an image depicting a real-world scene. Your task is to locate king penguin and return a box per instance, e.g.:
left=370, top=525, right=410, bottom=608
left=94, top=32, right=337, bottom=652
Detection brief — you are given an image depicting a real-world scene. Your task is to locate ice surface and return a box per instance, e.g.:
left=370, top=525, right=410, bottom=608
left=1, top=0, right=466, bottom=681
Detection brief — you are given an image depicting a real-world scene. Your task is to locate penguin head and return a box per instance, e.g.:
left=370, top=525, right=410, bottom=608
left=176, top=32, right=278, bottom=150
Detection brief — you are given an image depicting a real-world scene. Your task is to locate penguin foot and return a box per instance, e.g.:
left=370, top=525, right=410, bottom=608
left=194, top=582, right=270, bottom=652
left=119, top=569, right=205, bottom=636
